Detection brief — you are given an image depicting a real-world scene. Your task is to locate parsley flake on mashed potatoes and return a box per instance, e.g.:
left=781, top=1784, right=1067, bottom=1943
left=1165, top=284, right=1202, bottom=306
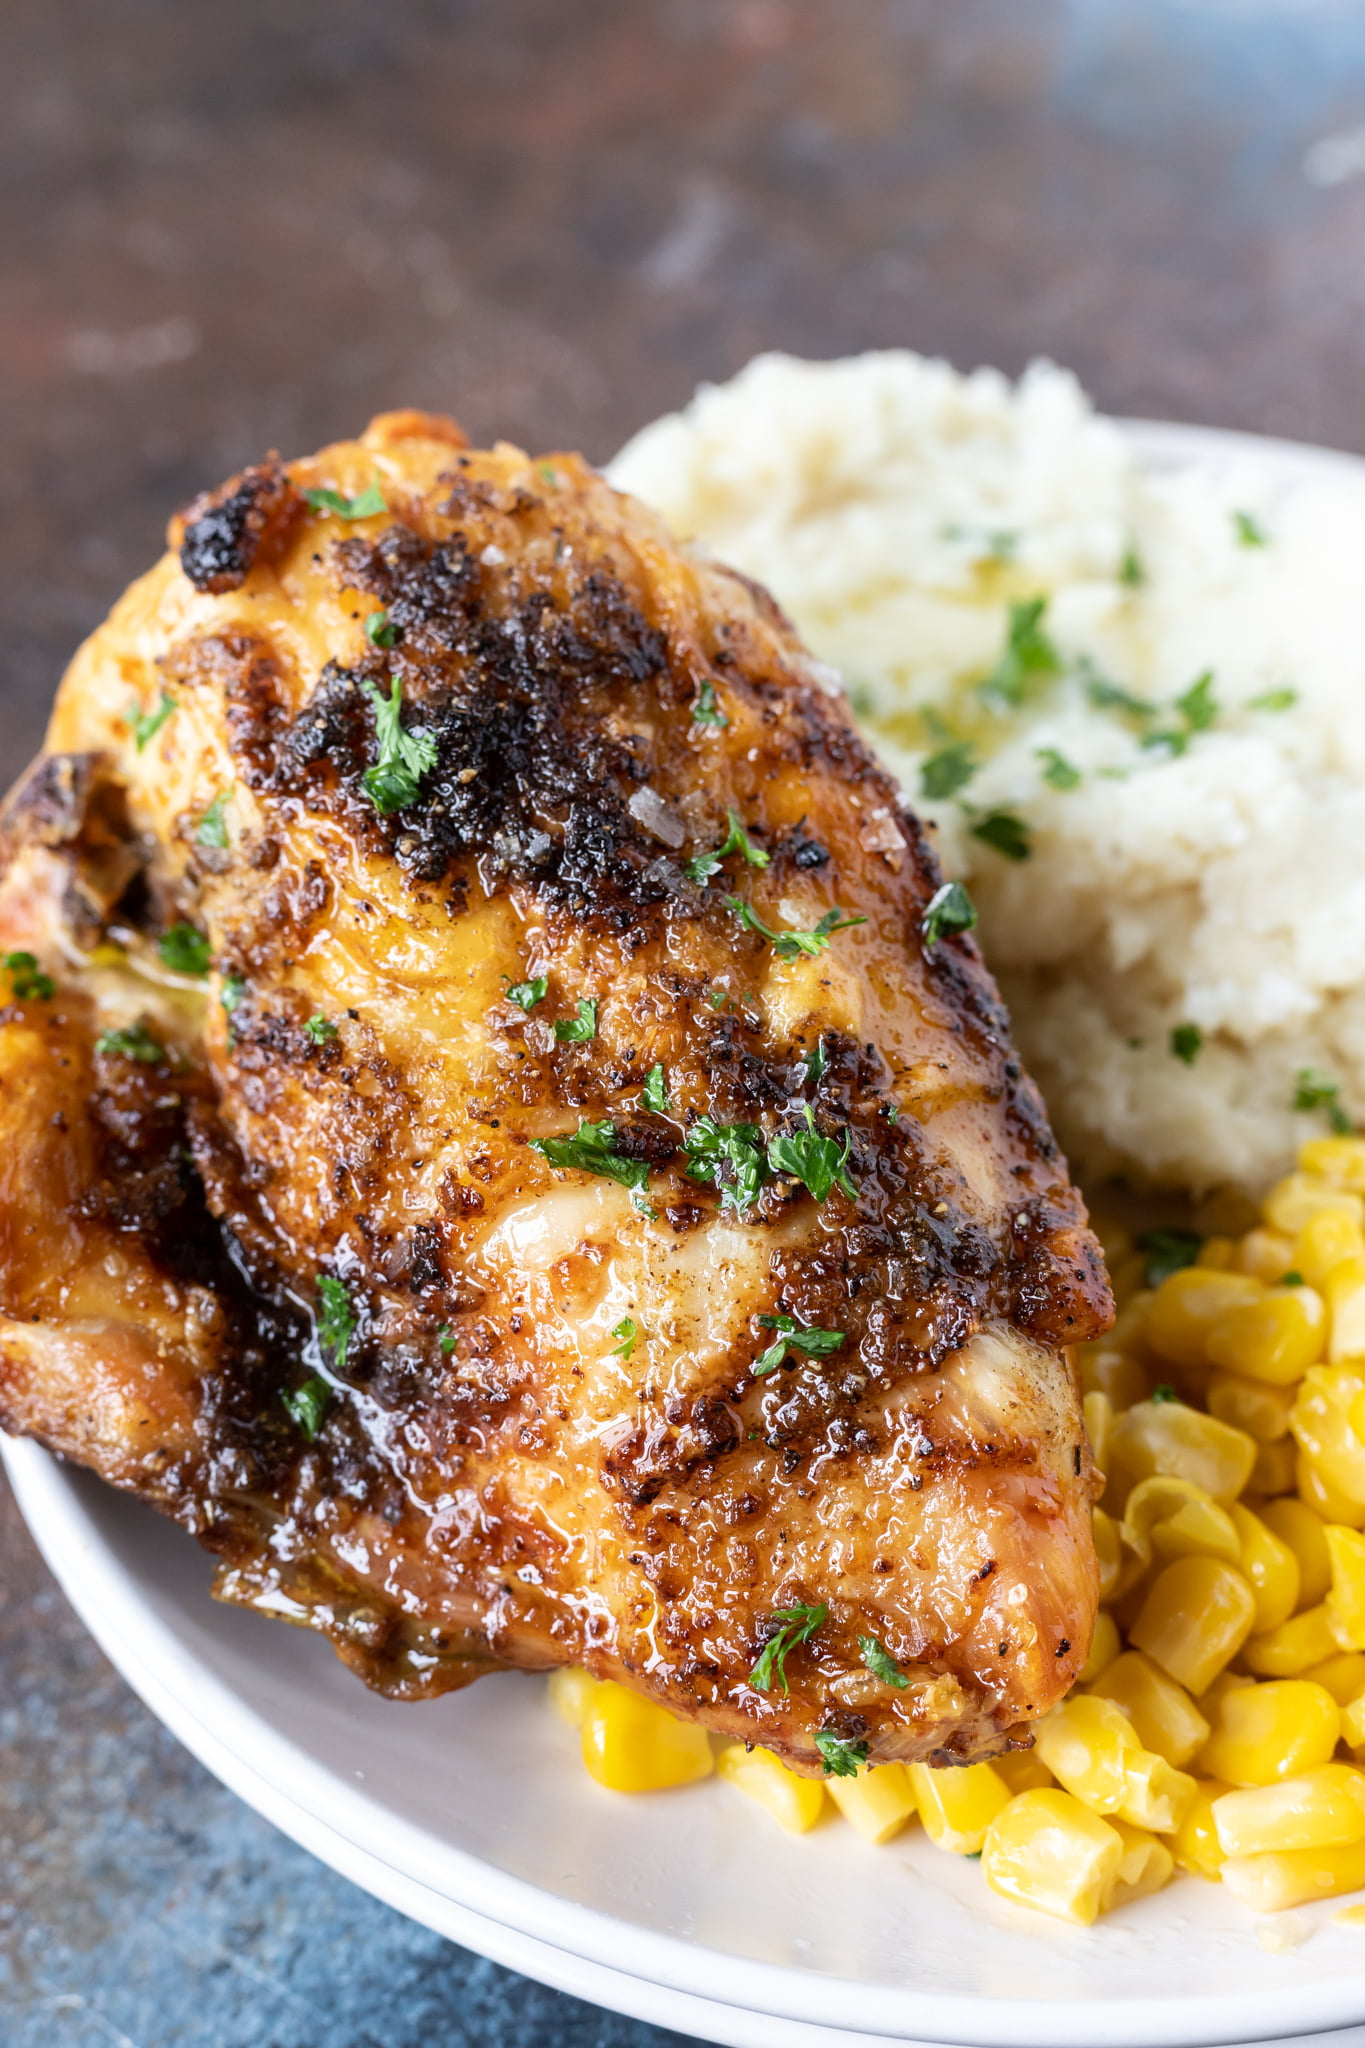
left=612, top=350, right=1365, bottom=1198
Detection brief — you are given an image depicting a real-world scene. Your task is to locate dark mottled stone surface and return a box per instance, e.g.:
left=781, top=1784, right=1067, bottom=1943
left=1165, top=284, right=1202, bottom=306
left=4, top=1, right=1365, bottom=2040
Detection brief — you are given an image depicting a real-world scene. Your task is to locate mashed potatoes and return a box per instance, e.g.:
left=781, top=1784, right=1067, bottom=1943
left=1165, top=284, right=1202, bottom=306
left=611, top=351, right=1365, bottom=1199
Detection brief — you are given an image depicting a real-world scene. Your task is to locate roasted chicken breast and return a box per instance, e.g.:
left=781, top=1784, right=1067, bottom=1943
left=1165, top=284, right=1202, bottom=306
left=0, top=410, right=1111, bottom=1772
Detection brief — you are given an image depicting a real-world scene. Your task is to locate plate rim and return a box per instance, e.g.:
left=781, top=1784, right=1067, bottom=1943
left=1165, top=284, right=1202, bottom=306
left=9, top=414, right=1365, bottom=2048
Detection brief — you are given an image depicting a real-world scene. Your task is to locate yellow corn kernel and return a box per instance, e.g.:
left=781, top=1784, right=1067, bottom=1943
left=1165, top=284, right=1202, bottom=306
left=716, top=1742, right=826, bottom=1834
left=1197, top=1236, right=1238, bottom=1271
left=1122, top=1476, right=1241, bottom=1574
left=1079, top=1610, right=1121, bottom=1685
left=1249, top=1438, right=1299, bottom=1496
left=1032, top=1695, right=1190, bottom=1829
left=1336, top=1902, right=1365, bottom=1923
left=1297, top=1451, right=1365, bottom=1528
left=1093, top=1507, right=1123, bottom=1603
left=1172, top=1779, right=1233, bottom=1879
left=580, top=1680, right=713, bottom=1792
left=823, top=1761, right=915, bottom=1844
left=993, top=1747, right=1056, bottom=1796
left=1213, top=1764, right=1365, bottom=1858
left=1304, top=1651, right=1365, bottom=1704
left=981, top=1789, right=1124, bottom=1926
left=1328, top=1259, right=1365, bottom=1366
left=1260, top=1496, right=1334, bottom=1606
left=1301, top=1137, right=1365, bottom=1190
left=1090, top=1650, right=1210, bottom=1768
left=1229, top=1503, right=1300, bottom=1633
left=548, top=1665, right=597, bottom=1727
left=1343, top=1693, right=1365, bottom=1753
left=1199, top=1669, right=1257, bottom=1717
left=907, top=1760, right=1011, bottom=1855
left=1239, top=1228, right=1298, bottom=1283
left=1204, top=1286, right=1325, bottom=1388
left=1143, top=1269, right=1265, bottom=1373
left=1128, top=1556, right=1257, bottom=1694
left=1110, top=1819, right=1175, bottom=1900
left=1207, top=1373, right=1295, bottom=1444
left=1117, top=1749, right=1198, bottom=1834
left=1326, top=1524, right=1365, bottom=1650
left=1263, top=1173, right=1364, bottom=1238
left=1079, top=1346, right=1152, bottom=1412
left=1243, top=1603, right=1341, bottom=1677
left=1083, top=1389, right=1112, bottom=1473
left=1291, top=1365, right=1365, bottom=1517
left=1034, top=1695, right=1138, bottom=1814
left=1222, top=1836, right=1365, bottom=1911
left=1105, top=1399, right=1256, bottom=1511
left=1199, top=1678, right=1340, bottom=1785
left=1350, top=1388, right=1365, bottom=1444
left=1295, top=1207, right=1365, bottom=1290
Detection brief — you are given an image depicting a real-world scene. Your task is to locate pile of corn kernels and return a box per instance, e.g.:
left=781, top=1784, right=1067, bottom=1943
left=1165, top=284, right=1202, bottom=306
left=549, top=1135, right=1365, bottom=1927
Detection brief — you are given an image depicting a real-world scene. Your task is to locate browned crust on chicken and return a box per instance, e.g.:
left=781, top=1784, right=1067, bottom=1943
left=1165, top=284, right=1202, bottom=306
left=0, top=410, right=1111, bottom=1771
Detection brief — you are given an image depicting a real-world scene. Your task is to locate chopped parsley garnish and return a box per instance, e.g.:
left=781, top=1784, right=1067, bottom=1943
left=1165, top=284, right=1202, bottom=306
left=365, top=607, right=398, bottom=649
left=753, top=1313, right=845, bottom=1378
left=814, top=1730, right=869, bottom=1778
left=1037, top=747, right=1081, bottom=791
left=1250, top=687, right=1297, bottom=713
left=767, top=1105, right=857, bottom=1203
left=920, top=742, right=977, bottom=802
left=304, top=482, right=387, bottom=519
left=706, top=988, right=728, bottom=1010
left=1143, top=670, right=1219, bottom=757
left=282, top=1376, right=330, bottom=1440
left=981, top=597, right=1062, bottom=708
left=3, top=951, right=53, bottom=1000
left=361, top=677, right=438, bottom=813
left=969, top=810, right=1031, bottom=862
left=538, top=462, right=559, bottom=489
left=1295, top=1067, right=1353, bottom=1134
left=316, top=1275, right=356, bottom=1371
left=685, top=808, right=770, bottom=882
left=692, top=679, right=728, bottom=729
left=921, top=879, right=977, bottom=948
left=643, top=1063, right=673, bottom=1115
left=1151, top=1383, right=1178, bottom=1404
left=95, top=1023, right=163, bottom=1064
left=858, top=1636, right=909, bottom=1689
left=195, top=793, right=230, bottom=849
left=750, top=1602, right=827, bottom=1694
left=685, top=1117, right=768, bottom=1214
left=220, top=972, right=247, bottom=1016
left=531, top=1118, right=653, bottom=1211
left=504, top=975, right=548, bottom=1012
left=1281, top=1270, right=1305, bottom=1287
left=1119, top=545, right=1145, bottom=587
left=304, top=1014, right=338, bottom=1044
left=158, top=923, right=212, bottom=977
left=803, top=1037, right=828, bottom=1087
left=439, top=1324, right=456, bottom=1356
left=1233, top=509, right=1268, bottom=547
left=1170, top=1023, right=1202, bottom=1065
left=610, top=1316, right=638, bottom=1359
left=554, top=998, right=598, bottom=1045
left=725, top=897, right=866, bottom=959
left=1085, top=672, right=1155, bottom=722
left=128, top=692, right=176, bottom=751
left=1137, top=1226, right=1202, bottom=1288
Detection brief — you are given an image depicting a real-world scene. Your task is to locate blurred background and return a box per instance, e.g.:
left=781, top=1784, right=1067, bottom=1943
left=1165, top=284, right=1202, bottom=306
left=5, top=2, right=1365, bottom=2042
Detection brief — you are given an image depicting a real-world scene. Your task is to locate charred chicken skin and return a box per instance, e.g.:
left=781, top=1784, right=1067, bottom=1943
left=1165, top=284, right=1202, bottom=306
left=0, top=410, right=1112, bottom=1772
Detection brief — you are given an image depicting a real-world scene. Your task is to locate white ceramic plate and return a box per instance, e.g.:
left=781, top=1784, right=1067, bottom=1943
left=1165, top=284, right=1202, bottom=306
left=10, top=421, right=1365, bottom=2048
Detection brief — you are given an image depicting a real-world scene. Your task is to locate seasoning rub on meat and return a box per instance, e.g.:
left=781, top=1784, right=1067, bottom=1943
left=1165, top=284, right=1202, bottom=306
left=0, top=410, right=1112, bottom=1773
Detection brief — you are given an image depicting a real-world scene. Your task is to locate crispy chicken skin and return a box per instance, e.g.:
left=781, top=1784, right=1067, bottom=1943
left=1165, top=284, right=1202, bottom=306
left=0, top=411, right=1112, bottom=1771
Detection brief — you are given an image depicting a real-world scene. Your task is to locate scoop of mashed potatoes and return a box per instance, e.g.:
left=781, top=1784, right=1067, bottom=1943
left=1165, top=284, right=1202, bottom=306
left=611, top=350, right=1365, bottom=1197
